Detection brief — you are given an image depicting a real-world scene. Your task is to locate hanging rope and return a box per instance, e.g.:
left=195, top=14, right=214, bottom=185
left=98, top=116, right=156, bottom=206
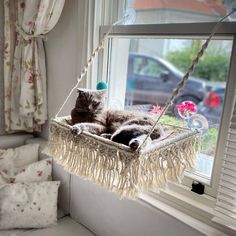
left=55, top=15, right=128, bottom=118
left=137, top=8, right=236, bottom=152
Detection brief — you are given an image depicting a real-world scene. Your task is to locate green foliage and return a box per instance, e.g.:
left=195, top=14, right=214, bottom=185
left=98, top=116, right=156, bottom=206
left=160, top=115, right=218, bottom=156
left=201, top=128, right=218, bottom=155
left=166, top=47, right=230, bottom=82
left=160, top=115, right=185, bottom=126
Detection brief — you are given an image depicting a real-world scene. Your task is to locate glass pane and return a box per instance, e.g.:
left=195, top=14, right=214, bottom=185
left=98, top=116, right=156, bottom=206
left=125, top=0, right=236, bottom=24
left=108, top=37, right=233, bottom=179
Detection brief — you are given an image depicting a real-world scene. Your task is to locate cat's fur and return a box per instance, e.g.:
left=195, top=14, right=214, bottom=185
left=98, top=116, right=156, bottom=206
left=70, top=89, right=163, bottom=150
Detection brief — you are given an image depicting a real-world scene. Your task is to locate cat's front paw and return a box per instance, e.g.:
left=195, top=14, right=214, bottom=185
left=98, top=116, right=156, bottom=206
left=129, top=135, right=152, bottom=151
left=129, top=139, right=140, bottom=151
left=71, top=124, right=83, bottom=135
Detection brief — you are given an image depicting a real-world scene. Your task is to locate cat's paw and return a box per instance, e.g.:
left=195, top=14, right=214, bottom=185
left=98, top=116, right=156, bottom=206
left=129, top=139, right=140, bottom=151
left=66, top=119, right=73, bottom=126
left=71, top=125, right=83, bottom=135
left=101, top=133, right=112, bottom=139
left=129, top=134, right=152, bottom=151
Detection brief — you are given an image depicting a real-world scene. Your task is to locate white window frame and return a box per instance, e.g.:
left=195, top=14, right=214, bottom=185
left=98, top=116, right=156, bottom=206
left=99, top=22, right=236, bottom=198
left=87, top=1, right=236, bottom=233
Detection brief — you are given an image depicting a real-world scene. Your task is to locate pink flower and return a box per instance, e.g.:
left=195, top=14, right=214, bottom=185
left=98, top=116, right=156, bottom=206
left=46, top=160, right=52, bottom=165
left=37, top=171, right=43, bottom=176
left=176, top=101, right=197, bottom=118
left=151, top=104, right=164, bottom=114
left=10, top=178, right=15, bottom=183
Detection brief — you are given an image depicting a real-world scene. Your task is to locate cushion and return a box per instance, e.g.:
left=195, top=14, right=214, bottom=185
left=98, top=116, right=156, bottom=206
left=26, top=138, right=72, bottom=215
left=0, top=158, right=52, bottom=184
left=0, top=181, right=60, bottom=229
left=0, top=143, right=39, bottom=176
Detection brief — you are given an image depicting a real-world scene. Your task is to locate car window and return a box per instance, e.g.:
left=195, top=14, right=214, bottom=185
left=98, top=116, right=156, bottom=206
left=133, top=57, right=165, bottom=77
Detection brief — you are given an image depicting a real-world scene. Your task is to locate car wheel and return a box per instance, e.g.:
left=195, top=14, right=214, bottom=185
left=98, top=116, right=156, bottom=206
left=173, top=96, right=200, bottom=118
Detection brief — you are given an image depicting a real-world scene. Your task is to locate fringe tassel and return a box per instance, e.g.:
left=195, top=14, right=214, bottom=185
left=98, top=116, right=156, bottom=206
left=46, top=121, right=200, bottom=199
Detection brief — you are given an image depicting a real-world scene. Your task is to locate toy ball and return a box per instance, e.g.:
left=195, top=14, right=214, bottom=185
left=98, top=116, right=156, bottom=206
left=188, top=114, right=209, bottom=134
left=96, top=81, right=108, bottom=90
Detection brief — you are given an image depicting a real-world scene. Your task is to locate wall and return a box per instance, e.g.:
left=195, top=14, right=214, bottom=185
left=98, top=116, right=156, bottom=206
left=70, top=175, right=204, bottom=236
left=44, top=1, right=204, bottom=236
left=42, top=0, right=87, bottom=138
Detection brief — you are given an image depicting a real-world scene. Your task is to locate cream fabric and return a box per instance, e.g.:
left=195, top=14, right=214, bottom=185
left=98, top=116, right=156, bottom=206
left=0, top=181, right=60, bottom=229
left=0, top=143, right=39, bottom=176
left=0, top=158, right=52, bottom=185
left=0, top=1, right=4, bottom=134
left=4, top=0, right=65, bottom=132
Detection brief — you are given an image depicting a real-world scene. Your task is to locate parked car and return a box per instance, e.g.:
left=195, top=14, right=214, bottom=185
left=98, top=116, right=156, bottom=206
left=198, top=87, right=225, bottom=126
left=125, top=53, right=207, bottom=114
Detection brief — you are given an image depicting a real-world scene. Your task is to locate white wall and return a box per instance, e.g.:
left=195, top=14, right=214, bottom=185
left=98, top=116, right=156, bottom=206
left=70, top=176, right=204, bottom=236
left=42, top=0, right=87, bottom=138
left=43, top=1, right=204, bottom=235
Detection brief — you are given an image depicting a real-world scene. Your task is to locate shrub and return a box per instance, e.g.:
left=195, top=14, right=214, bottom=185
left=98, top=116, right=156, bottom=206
left=160, top=115, right=218, bottom=156
left=166, top=48, right=230, bottom=82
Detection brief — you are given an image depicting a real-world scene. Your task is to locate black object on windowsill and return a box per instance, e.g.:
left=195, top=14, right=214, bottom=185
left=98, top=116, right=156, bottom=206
left=191, top=181, right=205, bottom=195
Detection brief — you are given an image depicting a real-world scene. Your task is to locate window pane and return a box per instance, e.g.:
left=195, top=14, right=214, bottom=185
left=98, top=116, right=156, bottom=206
left=108, top=37, right=233, bottom=179
left=125, top=0, right=236, bottom=24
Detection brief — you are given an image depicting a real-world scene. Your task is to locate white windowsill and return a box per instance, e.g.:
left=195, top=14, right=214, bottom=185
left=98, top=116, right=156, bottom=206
left=138, top=183, right=236, bottom=236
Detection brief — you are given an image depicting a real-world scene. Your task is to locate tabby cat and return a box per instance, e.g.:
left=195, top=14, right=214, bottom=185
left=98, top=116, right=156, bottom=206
left=69, top=89, right=163, bottom=150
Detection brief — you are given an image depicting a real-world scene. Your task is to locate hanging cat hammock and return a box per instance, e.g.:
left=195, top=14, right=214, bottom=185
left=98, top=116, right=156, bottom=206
left=46, top=10, right=235, bottom=199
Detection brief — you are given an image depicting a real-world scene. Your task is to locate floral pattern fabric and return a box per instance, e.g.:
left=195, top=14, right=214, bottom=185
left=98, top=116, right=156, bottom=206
left=0, top=181, right=60, bottom=229
left=4, top=0, right=65, bottom=132
left=0, top=143, right=39, bottom=176
left=0, top=158, right=52, bottom=185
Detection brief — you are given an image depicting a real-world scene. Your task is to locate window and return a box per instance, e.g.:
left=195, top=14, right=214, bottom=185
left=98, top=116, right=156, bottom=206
left=98, top=0, right=236, bottom=199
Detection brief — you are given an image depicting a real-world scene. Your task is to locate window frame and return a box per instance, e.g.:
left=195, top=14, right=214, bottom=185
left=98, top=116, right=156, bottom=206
left=98, top=21, right=236, bottom=198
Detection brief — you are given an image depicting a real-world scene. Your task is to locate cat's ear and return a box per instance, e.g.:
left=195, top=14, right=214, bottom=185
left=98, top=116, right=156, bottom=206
left=77, top=89, right=84, bottom=94
left=77, top=89, right=86, bottom=98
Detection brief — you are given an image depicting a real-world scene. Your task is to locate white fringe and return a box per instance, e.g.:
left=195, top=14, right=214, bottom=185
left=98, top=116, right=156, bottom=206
left=46, top=118, right=200, bottom=199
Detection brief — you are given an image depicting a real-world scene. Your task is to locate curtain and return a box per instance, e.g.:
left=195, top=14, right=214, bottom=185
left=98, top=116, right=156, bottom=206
left=0, top=1, right=4, bottom=134
left=212, top=95, right=236, bottom=230
left=4, top=0, right=65, bottom=133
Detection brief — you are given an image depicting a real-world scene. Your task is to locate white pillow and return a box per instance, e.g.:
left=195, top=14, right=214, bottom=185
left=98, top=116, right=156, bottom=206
left=0, top=158, right=52, bottom=185
left=0, top=144, right=39, bottom=176
left=0, top=181, right=60, bottom=229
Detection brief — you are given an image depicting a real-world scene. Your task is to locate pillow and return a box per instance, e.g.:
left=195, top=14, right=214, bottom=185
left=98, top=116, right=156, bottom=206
left=0, top=144, right=39, bottom=176
left=0, top=181, right=60, bottom=229
left=0, top=158, right=52, bottom=185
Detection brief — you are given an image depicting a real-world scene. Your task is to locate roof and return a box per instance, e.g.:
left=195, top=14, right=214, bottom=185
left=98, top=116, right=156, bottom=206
left=133, top=0, right=227, bottom=16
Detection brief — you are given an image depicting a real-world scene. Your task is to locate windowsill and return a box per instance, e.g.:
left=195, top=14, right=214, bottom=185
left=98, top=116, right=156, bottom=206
left=138, top=183, right=236, bottom=236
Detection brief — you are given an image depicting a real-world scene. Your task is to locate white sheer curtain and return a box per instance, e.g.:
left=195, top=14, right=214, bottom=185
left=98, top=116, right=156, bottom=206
left=4, top=0, right=65, bottom=133
left=212, top=94, right=236, bottom=230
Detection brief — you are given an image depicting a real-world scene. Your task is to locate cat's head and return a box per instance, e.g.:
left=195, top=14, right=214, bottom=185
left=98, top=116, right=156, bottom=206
left=75, top=89, right=107, bottom=114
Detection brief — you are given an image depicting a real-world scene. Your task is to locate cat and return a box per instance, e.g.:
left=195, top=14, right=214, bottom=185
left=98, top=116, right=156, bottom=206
left=69, top=89, right=164, bottom=150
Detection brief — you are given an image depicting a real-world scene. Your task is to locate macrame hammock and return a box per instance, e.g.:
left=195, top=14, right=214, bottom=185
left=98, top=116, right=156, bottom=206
left=46, top=11, right=234, bottom=199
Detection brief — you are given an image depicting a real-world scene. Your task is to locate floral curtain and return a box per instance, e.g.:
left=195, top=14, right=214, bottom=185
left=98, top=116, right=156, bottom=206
left=4, top=0, right=65, bottom=133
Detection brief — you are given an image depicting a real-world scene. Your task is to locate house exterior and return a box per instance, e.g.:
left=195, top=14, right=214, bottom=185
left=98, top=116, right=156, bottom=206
left=129, top=0, right=227, bottom=57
